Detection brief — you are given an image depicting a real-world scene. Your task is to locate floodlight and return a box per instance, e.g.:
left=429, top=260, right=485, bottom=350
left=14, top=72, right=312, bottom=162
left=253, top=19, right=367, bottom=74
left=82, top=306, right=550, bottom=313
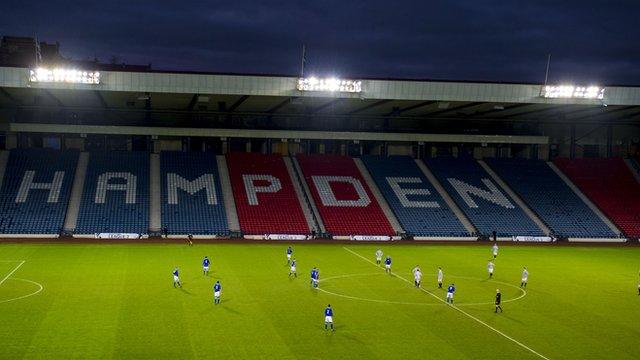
left=29, top=68, right=101, bottom=84
left=297, top=77, right=362, bottom=93
left=541, top=85, right=604, bottom=99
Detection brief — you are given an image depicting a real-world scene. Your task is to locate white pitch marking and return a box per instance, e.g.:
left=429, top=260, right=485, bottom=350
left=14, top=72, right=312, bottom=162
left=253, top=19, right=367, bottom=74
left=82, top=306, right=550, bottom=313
left=0, top=278, right=44, bottom=304
left=318, top=272, right=526, bottom=306
left=343, top=247, right=549, bottom=360
left=0, top=260, right=25, bottom=287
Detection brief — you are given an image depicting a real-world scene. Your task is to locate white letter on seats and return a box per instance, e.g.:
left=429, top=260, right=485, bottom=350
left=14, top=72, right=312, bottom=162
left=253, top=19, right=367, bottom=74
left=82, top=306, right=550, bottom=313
left=15, top=170, right=65, bottom=203
left=95, top=172, right=137, bottom=204
left=243, top=174, right=281, bottom=205
left=312, top=176, right=371, bottom=207
left=447, top=178, right=514, bottom=209
left=386, top=177, right=439, bottom=208
left=167, top=173, right=218, bottom=205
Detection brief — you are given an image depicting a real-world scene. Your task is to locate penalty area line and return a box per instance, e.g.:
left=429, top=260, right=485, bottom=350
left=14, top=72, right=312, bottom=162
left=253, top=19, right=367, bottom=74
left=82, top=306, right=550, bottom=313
left=0, top=260, right=25, bottom=287
left=343, top=247, right=549, bottom=360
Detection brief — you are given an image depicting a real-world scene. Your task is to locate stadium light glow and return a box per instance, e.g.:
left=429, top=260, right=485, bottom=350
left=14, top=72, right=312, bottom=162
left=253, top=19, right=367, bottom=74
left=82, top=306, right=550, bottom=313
left=541, top=85, right=604, bottom=99
left=29, top=68, right=101, bottom=85
left=297, top=77, right=362, bottom=93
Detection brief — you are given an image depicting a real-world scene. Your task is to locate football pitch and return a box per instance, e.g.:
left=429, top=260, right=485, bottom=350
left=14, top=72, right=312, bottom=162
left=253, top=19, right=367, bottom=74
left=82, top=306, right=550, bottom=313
left=0, top=242, right=638, bottom=359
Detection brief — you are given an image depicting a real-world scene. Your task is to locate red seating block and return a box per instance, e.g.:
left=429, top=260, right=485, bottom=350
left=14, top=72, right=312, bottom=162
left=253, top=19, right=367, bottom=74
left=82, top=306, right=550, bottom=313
left=227, top=153, right=309, bottom=235
left=554, top=158, right=640, bottom=237
left=296, top=154, right=394, bottom=236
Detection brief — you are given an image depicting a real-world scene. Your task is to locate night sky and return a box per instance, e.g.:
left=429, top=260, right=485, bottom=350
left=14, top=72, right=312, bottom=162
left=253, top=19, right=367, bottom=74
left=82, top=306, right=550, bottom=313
left=2, top=1, right=639, bottom=85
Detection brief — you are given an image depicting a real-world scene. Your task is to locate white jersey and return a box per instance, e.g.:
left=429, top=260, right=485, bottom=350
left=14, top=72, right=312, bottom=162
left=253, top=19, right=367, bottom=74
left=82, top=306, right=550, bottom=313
left=488, top=263, right=495, bottom=272
left=437, top=269, right=443, bottom=281
left=375, top=250, right=383, bottom=259
left=414, top=271, right=422, bottom=281
left=492, top=244, right=498, bottom=255
left=522, top=270, right=529, bottom=280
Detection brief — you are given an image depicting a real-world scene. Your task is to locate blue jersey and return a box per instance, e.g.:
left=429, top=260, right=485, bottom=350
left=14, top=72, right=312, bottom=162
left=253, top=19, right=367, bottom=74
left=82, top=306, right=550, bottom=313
left=287, top=247, right=293, bottom=255
left=173, top=269, right=179, bottom=277
left=214, top=283, right=221, bottom=292
left=311, top=269, right=318, bottom=279
left=325, top=307, right=333, bottom=316
left=447, top=285, right=455, bottom=293
left=385, top=257, right=391, bottom=265
left=203, top=258, right=210, bottom=267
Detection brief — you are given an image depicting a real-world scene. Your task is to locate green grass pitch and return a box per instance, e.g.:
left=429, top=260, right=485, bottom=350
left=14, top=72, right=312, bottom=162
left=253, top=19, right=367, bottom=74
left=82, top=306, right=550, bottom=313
left=0, top=242, right=638, bottom=359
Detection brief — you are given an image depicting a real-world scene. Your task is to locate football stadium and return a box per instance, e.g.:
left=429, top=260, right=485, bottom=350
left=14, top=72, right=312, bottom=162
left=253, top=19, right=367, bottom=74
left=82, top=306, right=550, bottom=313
left=0, top=35, right=639, bottom=359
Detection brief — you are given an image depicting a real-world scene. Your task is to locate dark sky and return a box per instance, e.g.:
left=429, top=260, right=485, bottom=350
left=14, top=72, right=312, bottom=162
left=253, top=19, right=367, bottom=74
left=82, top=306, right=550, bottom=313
left=2, top=1, right=639, bottom=85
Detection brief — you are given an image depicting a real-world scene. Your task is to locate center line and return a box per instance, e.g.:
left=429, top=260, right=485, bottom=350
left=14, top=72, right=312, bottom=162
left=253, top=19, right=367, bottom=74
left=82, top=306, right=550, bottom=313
left=343, top=247, right=549, bottom=360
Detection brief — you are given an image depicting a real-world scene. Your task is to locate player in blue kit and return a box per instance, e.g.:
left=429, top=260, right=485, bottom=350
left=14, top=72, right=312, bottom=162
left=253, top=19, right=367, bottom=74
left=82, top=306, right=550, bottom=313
left=202, top=256, right=210, bottom=276
left=384, top=256, right=392, bottom=274
left=286, top=246, right=293, bottom=265
left=324, top=304, right=335, bottom=331
left=172, top=267, right=181, bottom=288
left=289, top=258, right=297, bottom=277
left=446, top=283, right=455, bottom=304
left=213, top=281, right=222, bottom=304
left=310, top=267, right=319, bottom=288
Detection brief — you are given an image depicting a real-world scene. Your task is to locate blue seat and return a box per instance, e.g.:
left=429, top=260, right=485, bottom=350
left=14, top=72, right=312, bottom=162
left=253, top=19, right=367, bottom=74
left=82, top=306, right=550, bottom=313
left=0, top=149, right=78, bottom=234
left=161, top=152, right=228, bottom=235
left=485, top=158, right=615, bottom=238
left=75, top=152, right=149, bottom=234
left=361, top=156, right=469, bottom=237
left=425, top=157, right=544, bottom=237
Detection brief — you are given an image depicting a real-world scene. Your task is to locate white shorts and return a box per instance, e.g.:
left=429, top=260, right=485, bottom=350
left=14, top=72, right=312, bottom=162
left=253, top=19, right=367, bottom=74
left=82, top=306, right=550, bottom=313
left=446, top=292, right=453, bottom=299
left=287, top=254, right=292, bottom=260
left=312, top=278, right=318, bottom=284
left=173, top=275, right=179, bottom=282
left=438, top=278, right=443, bottom=283
left=489, top=269, right=494, bottom=274
left=203, top=266, right=209, bottom=271
left=214, top=291, right=220, bottom=297
left=290, top=266, right=296, bottom=272
left=522, top=277, right=528, bottom=282
left=493, top=252, right=498, bottom=256
left=385, top=264, right=391, bottom=269
left=325, top=316, right=333, bottom=323
left=414, top=277, right=421, bottom=283
left=376, top=257, right=382, bottom=261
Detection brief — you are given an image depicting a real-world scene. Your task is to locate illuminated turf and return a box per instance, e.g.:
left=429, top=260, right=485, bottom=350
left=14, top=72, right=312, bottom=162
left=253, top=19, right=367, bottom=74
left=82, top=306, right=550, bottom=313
left=0, top=243, right=638, bottom=359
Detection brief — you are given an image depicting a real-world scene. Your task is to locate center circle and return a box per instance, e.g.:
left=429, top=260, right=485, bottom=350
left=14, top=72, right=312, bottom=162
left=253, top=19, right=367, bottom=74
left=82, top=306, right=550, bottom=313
left=317, top=273, right=526, bottom=307
left=0, top=278, right=44, bottom=304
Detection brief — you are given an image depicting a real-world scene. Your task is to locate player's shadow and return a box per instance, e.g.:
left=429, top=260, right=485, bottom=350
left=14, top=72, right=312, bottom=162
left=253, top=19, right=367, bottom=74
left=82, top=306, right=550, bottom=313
left=221, top=304, right=242, bottom=315
left=178, top=287, right=193, bottom=295
left=496, top=312, right=526, bottom=325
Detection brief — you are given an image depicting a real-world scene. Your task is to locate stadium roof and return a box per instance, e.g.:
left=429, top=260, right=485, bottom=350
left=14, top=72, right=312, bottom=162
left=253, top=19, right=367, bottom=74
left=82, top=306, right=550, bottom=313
left=1, top=66, right=640, bottom=125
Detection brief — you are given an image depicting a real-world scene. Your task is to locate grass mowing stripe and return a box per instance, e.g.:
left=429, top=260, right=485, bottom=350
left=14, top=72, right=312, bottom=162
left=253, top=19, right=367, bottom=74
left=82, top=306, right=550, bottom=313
left=0, top=260, right=25, bottom=287
left=343, top=247, right=550, bottom=360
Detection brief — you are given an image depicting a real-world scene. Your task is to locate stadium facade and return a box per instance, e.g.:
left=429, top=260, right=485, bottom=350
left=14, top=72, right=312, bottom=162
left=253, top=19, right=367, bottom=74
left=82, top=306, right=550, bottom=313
left=0, top=61, right=639, bottom=241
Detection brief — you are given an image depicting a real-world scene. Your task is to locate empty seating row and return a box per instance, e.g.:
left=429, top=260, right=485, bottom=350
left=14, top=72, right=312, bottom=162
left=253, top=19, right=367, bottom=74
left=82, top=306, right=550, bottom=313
left=160, top=152, right=228, bottom=235
left=485, top=158, right=615, bottom=238
left=227, top=152, right=310, bottom=234
left=554, top=158, right=640, bottom=237
left=361, top=156, right=468, bottom=236
left=0, top=149, right=78, bottom=234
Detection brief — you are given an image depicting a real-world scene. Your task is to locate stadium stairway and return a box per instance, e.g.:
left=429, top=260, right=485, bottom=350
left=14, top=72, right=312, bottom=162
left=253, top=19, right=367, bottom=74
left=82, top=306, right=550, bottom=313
left=554, top=158, right=640, bottom=238
left=485, top=158, right=618, bottom=239
left=216, top=155, right=241, bottom=233
left=63, top=152, right=89, bottom=232
left=149, top=153, right=161, bottom=233
left=0, top=150, right=8, bottom=191
left=414, top=159, right=476, bottom=235
left=291, top=156, right=326, bottom=234
left=353, top=158, right=404, bottom=234
left=624, top=158, right=640, bottom=183
left=296, top=154, right=394, bottom=237
left=361, top=156, right=471, bottom=238
left=424, top=157, right=545, bottom=237
left=477, top=160, right=551, bottom=235
left=283, top=156, right=320, bottom=233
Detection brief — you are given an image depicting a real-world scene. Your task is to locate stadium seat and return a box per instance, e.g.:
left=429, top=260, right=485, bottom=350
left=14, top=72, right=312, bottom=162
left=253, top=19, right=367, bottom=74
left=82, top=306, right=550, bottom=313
left=160, top=152, right=228, bottom=235
left=554, top=158, right=640, bottom=237
left=75, top=152, right=149, bottom=234
left=361, top=155, right=468, bottom=237
left=424, top=157, right=544, bottom=237
left=227, top=152, right=310, bottom=235
left=485, top=158, right=615, bottom=238
left=296, top=154, right=394, bottom=236
left=0, top=149, right=78, bottom=234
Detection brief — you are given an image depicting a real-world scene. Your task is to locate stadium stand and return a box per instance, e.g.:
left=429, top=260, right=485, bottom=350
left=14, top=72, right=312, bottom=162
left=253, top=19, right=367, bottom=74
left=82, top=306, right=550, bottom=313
left=296, top=154, right=394, bottom=236
left=0, top=149, right=79, bottom=234
left=160, top=152, right=228, bottom=235
left=554, top=158, right=640, bottom=237
left=424, top=157, right=544, bottom=237
left=75, top=152, right=149, bottom=234
left=227, top=152, right=310, bottom=235
left=485, top=158, right=616, bottom=238
left=361, top=155, right=469, bottom=237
